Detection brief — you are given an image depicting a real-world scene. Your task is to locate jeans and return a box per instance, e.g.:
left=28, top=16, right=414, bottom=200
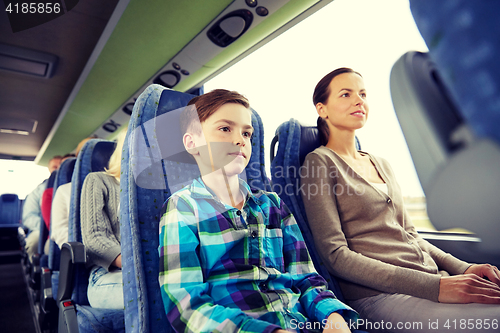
left=87, top=266, right=124, bottom=309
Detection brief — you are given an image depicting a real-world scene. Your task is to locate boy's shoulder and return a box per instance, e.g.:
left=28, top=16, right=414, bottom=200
left=162, top=181, right=198, bottom=207
left=248, top=186, right=284, bottom=212
left=160, top=184, right=195, bottom=221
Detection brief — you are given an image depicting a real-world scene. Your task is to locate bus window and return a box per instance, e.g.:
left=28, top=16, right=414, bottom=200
left=204, top=0, right=453, bottom=232
left=0, top=160, right=49, bottom=199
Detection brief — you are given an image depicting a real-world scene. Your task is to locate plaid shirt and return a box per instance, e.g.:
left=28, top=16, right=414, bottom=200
left=159, top=177, right=356, bottom=333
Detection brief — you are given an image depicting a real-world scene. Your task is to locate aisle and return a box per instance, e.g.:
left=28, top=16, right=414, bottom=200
left=0, top=258, right=37, bottom=333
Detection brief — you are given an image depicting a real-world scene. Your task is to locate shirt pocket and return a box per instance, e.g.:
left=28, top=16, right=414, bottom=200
left=263, top=226, right=285, bottom=271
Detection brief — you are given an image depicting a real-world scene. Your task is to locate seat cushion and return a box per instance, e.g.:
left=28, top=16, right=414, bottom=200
left=76, top=305, right=124, bottom=333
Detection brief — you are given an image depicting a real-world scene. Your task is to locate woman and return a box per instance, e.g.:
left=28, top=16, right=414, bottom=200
left=81, top=129, right=126, bottom=309
left=300, top=68, right=500, bottom=332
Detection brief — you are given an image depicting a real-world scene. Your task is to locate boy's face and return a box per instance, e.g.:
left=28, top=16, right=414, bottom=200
left=186, top=103, right=253, bottom=177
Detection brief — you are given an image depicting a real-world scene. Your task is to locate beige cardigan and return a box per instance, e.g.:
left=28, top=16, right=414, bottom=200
left=300, top=146, right=470, bottom=302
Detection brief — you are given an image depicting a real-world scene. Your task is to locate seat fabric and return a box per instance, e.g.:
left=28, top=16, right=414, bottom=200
left=410, top=0, right=500, bottom=145
left=120, top=84, right=271, bottom=333
left=0, top=193, right=21, bottom=226
left=66, top=139, right=123, bottom=333
left=48, top=157, right=76, bottom=298
left=270, top=119, right=366, bottom=333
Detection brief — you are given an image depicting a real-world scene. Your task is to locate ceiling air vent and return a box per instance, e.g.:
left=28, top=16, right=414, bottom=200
left=207, top=9, right=253, bottom=47
left=0, top=43, right=58, bottom=78
left=0, top=117, right=38, bottom=136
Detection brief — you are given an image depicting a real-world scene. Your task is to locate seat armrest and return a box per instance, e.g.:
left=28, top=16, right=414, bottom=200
left=419, top=231, right=500, bottom=267
left=57, top=242, right=85, bottom=333
left=29, top=253, right=41, bottom=290
left=39, top=266, right=58, bottom=330
left=40, top=266, right=53, bottom=304
left=57, top=242, right=86, bottom=303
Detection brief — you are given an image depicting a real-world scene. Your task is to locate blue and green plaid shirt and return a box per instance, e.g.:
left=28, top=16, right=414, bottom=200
left=159, top=177, right=356, bottom=333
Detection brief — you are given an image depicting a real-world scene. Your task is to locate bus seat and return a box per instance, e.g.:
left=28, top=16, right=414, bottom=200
left=409, top=0, right=500, bottom=147
left=29, top=171, right=57, bottom=298
left=270, top=119, right=361, bottom=300
left=390, top=50, right=500, bottom=260
left=270, top=119, right=366, bottom=332
left=39, top=157, right=77, bottom=331
left=0, top=193, right=21, bottom=226
left=41, top=171, right=57, bottom=234
left=50, top=157, right=77, bottom=273
left=120, top=84, right=271, bottom=333
left=39, top=171, right=57, bottom=266
left=406, top=1, right=500, bottom=257
left=57, top=139, right=123, bottom=333
left=35, top=169, right=57, bottom=329
left=0, top=193, right=22, bottom=254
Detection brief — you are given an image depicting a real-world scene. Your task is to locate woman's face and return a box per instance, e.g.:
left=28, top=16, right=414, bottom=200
left=317, top=72, right=369, bottom=131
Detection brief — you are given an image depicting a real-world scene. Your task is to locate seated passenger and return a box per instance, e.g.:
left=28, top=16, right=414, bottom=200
left=23, top=155, right=62, bottom=259
left=51, top=140, right=91, bottom=249
left=159, top=89, right=356, bottom=333
left=300, top=68, right=500, bottom=332
left=81, top=131, right=126, bottom=310
left=40, top=153, right=76, bottom=254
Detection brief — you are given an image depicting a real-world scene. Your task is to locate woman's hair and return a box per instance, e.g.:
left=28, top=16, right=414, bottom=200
left=105, top=128, right=127, bottom=179
left=313, top=68, right=362, bottom=146
left=75, top=137, right=93, bottom=156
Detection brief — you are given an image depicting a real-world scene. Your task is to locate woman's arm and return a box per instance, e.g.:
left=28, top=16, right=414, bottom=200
left=81, top=173, right=121, bottom=270
left=402, top=208, right=470, bottom=275
left=301, top=152, right=442, bottom=301
left=403, top=207, right=500, bottom=302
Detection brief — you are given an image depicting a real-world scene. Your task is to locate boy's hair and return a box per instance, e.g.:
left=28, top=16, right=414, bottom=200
left=180, top=89, right=250, bottom=135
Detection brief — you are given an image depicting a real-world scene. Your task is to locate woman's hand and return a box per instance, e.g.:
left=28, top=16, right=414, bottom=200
left=464, top=264, right=500, bottom=286
left=323, top=312, right=351, bottom=333
left=438, top=271, right=500, bottom=304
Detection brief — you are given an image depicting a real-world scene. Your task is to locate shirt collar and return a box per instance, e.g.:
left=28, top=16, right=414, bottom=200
left=189, top=176, right=260, bottom=206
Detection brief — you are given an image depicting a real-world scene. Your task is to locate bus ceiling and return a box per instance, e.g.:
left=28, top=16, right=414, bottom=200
left=0, top=0, right=333, bottom=166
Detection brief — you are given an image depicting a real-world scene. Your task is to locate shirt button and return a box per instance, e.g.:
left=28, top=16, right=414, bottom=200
left=408, top=241, right=413, bottom=245
left=251, top=230, right=257, bottom=238
left=259, top=282, right=267, bottom=290
left=236, top=210, right=241, bottom=216
left=422, top=262, right=427, bottom=266
left=387, top=198, right=392, bottom=204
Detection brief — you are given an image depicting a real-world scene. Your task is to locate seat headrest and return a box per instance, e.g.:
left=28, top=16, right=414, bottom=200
left=58, top=158, right=76, bottom=185
left=49, top=170, right=58, bottom=186
left=299, top=126, right=321, bottom=166
left=91, top=141, right=116, bottom=172
left=129, top=85, right=270, bottom=192
left=293, top=122, right=360, bottom=166
left=0, top=193, right=19, bottom=203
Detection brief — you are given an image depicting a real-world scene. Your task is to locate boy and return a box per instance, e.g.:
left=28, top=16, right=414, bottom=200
left=158, top=89, right=356, bottom=333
